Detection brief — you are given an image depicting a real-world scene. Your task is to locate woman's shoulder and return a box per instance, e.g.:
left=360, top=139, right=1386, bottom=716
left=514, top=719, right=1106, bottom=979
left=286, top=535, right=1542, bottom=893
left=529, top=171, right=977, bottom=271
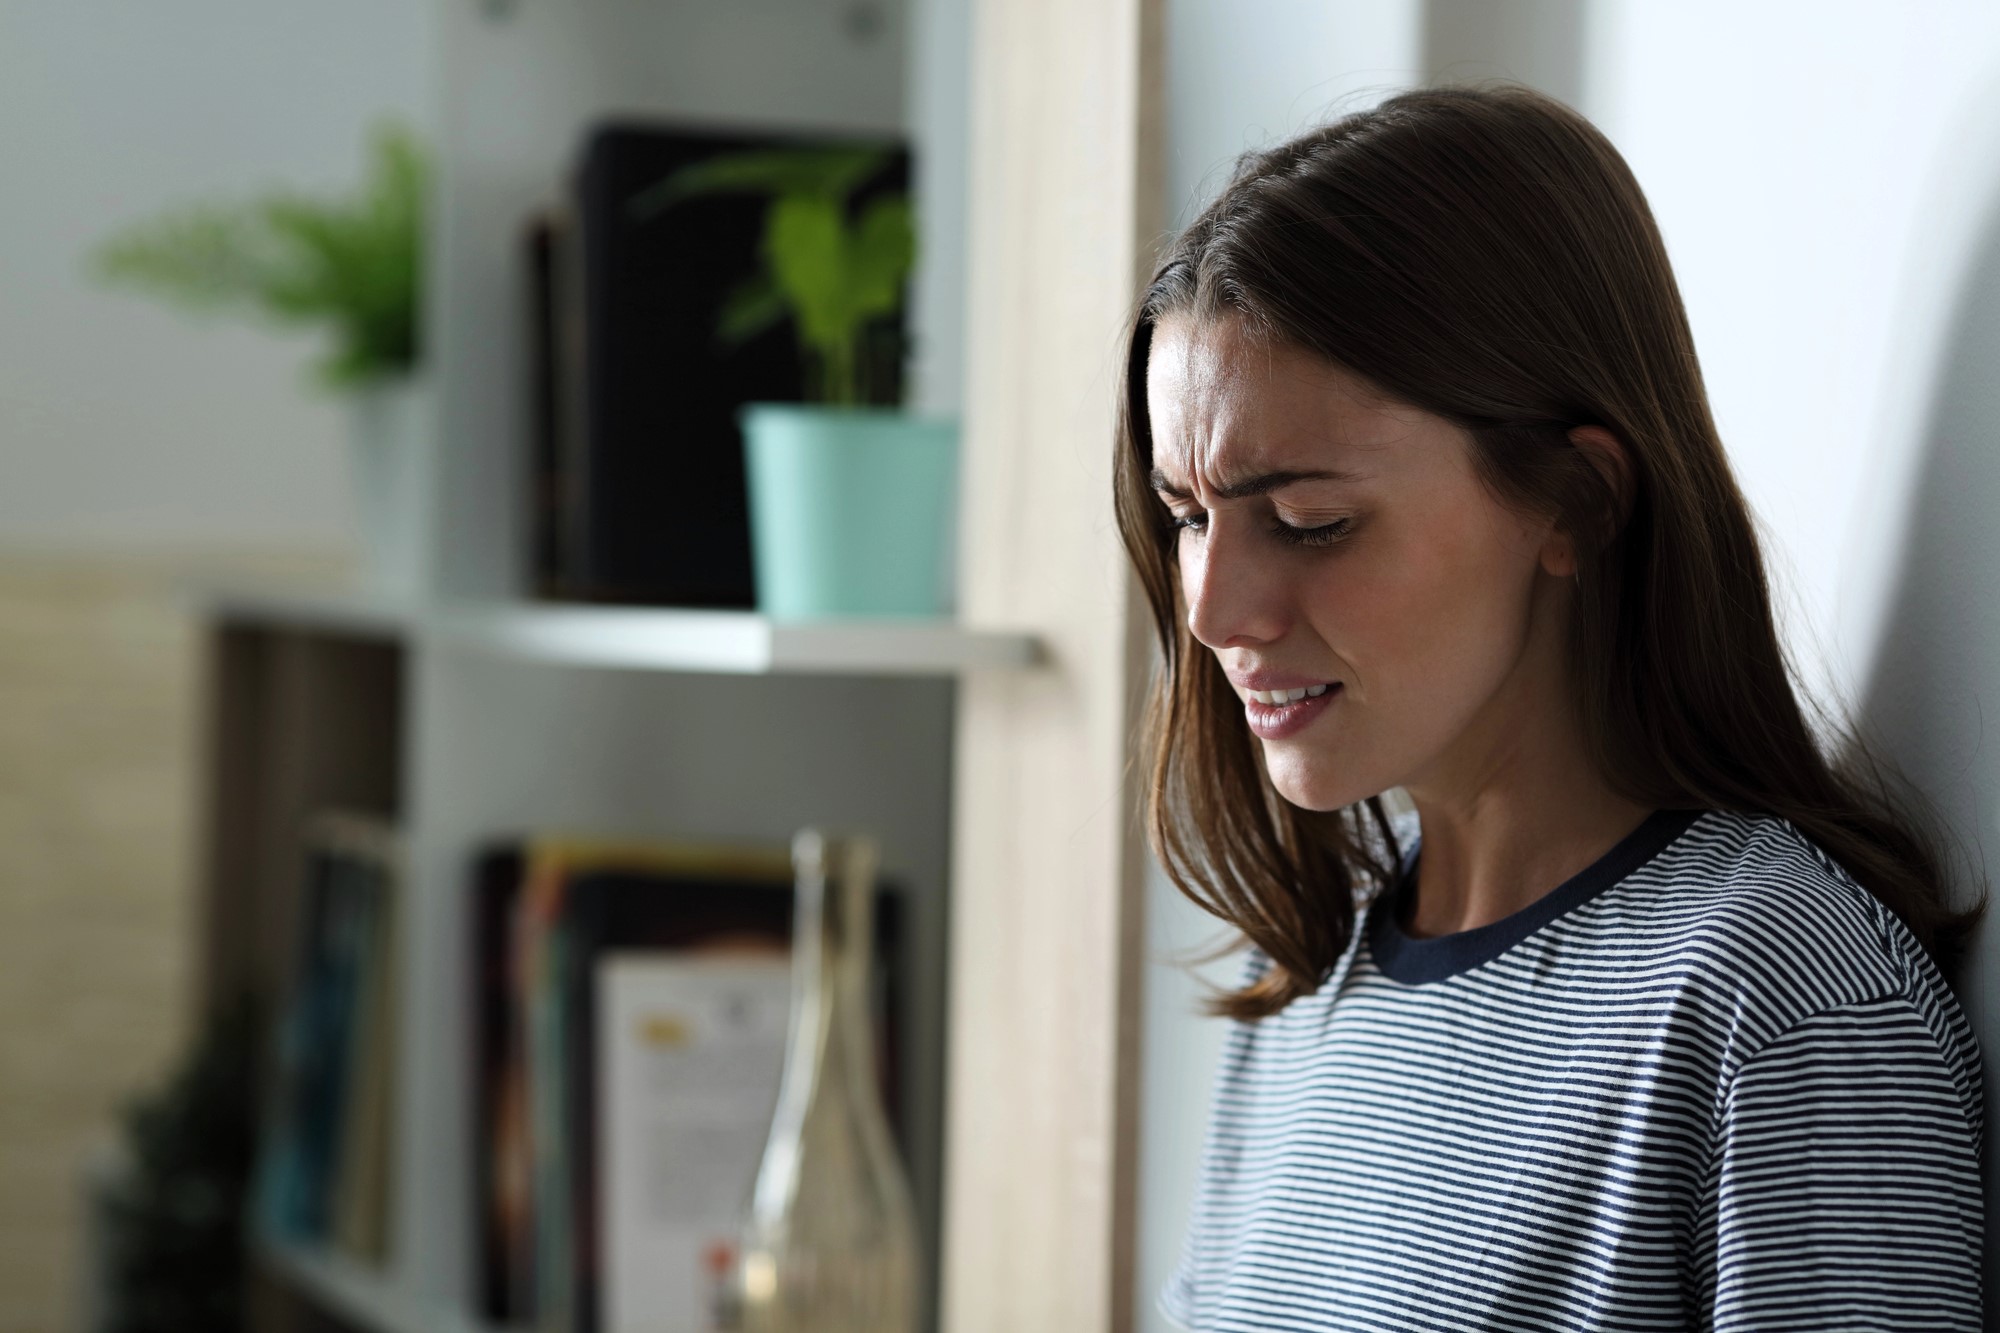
left=1633, top=807, right=1925, bottom=985
left=1614, top=807, right=1976, bottom=1080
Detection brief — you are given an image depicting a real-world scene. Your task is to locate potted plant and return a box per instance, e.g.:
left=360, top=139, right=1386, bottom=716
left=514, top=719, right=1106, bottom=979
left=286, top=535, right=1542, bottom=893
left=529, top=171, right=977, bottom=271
left=90, top=119, right=431, bottom=598
left=630, top=145, right=957, bottom=619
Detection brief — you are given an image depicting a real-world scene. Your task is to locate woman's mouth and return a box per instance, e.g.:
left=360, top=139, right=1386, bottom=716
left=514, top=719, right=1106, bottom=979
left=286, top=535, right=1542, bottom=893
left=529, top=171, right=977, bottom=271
left=1244, top=682, right=1341, bottom=739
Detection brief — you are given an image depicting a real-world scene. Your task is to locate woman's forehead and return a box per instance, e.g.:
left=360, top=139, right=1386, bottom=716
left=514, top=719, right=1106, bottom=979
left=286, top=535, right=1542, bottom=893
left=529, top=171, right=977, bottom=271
left=1146, top=316, right=1417, bottom=483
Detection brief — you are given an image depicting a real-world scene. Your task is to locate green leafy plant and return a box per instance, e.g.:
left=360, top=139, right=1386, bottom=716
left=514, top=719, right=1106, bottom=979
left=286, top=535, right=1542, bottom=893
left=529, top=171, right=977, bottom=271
left=91, top=119, right=426, bottom=390
left=628, top=145, right=914, bottom=407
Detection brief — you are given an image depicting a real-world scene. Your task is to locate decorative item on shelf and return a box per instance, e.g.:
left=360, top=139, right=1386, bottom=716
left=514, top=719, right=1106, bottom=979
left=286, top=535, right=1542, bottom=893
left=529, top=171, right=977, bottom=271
left=739, top=404, right=956, bottom=620
left=723, top=828, right=921, bottom=1333
left=346, top=371, right=432, bottom=600
left=526, top=124, right=915, bottom=611
left=631, top=146, right=957, bottom=620
left=89, top=119, right=432, bottom=599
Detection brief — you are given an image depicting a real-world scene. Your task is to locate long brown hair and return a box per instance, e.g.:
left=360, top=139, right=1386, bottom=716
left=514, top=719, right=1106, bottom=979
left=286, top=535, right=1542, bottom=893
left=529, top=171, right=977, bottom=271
left=1113, top=82, right=1987, bottom=1022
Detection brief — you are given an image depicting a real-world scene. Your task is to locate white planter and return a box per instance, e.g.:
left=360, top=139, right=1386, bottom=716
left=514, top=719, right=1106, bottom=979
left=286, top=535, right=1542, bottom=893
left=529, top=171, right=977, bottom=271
left=345, top=375, right=433, bottom=600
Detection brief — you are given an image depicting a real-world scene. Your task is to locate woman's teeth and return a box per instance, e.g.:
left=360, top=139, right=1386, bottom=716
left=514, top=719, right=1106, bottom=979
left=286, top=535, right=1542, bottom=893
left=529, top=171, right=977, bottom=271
left=1247, top=684, right=1332, bottom=705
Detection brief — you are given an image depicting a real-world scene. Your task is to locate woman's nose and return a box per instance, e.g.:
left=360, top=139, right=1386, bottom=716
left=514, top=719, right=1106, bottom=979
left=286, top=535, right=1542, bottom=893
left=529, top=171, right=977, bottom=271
left=1183, top=519, right=1288, bottom=650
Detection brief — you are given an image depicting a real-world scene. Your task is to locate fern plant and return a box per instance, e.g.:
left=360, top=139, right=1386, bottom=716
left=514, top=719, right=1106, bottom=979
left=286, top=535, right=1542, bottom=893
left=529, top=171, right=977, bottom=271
left=627, top=145, right=914, bottom=408
left=91, top=119, right=426, bottom=390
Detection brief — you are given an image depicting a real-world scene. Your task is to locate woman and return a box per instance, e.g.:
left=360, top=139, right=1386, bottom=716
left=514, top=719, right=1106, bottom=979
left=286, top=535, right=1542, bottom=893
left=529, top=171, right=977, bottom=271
left=1115, top=83, right=1987, bottom=1330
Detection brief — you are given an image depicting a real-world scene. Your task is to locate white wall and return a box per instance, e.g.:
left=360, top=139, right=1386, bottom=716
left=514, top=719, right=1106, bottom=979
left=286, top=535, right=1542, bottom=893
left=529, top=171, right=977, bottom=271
left=1584, top=0, right=2000, bottom=723
left=1161, top=2, right=1426, bottom=228
left=0, top=0, right=435, bottom=551
left=1139, top=2, right=2000, bottom=1325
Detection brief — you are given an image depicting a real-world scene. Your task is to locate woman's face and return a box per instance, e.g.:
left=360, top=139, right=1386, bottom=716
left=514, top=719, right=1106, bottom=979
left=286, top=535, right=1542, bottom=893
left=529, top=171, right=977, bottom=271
left=1145, top=312, right=1575, bottom=812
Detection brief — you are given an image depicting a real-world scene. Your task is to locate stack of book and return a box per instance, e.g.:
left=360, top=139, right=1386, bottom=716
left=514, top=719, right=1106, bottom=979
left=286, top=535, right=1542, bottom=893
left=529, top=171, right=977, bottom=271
left=470, top=833, right=907, bottom=1333
left=253, top=812, right=401, bottom=1266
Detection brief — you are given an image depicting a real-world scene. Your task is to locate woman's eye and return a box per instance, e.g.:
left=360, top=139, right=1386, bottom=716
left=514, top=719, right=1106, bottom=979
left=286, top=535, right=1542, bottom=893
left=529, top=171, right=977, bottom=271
left=1271, top=516, right=1353, bottom=547
left=1168, top=511, right=1353, bottom=548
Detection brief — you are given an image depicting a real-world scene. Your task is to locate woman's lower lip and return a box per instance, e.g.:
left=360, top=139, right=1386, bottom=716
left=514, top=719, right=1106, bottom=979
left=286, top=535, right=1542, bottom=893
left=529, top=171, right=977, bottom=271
left=1244, top=684, right=1341, bottom=739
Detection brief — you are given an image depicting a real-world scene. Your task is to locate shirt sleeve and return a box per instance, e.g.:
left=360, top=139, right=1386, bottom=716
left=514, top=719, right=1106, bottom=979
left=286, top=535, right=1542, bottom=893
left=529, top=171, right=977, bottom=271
left=1696, top=994, right=1982, bottom=1331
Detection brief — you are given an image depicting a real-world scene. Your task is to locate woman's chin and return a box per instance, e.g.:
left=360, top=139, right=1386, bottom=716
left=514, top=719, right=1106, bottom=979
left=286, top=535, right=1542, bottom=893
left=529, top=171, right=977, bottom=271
left=1265, top=758, right=1370, bottom=814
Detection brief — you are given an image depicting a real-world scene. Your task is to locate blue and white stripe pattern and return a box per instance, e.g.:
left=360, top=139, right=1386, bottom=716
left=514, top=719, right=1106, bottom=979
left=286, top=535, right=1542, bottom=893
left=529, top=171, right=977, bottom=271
left=1159, top=806, right=1984, bottom=1331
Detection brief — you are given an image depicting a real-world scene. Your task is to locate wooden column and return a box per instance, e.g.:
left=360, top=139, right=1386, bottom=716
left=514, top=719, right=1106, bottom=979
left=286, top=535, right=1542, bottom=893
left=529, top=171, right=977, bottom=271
left=941, top=0, right=1165, bottom=1329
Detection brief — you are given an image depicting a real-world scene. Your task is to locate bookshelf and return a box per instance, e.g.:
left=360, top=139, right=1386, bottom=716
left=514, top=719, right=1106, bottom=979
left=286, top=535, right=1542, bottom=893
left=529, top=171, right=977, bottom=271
left=198, top=1, right=1165, bottom=1332
left=209, top=589, right=1008, bottom=1333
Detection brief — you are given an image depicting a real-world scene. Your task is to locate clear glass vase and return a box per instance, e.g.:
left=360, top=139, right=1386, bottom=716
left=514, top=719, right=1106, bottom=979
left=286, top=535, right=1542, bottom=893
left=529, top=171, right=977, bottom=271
left=717, top=828, right=920, bottom=1333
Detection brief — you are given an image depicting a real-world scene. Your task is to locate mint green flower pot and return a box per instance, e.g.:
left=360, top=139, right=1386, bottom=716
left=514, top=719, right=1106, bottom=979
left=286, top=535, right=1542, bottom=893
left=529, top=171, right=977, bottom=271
left=740, top=404, right=959, bottom=619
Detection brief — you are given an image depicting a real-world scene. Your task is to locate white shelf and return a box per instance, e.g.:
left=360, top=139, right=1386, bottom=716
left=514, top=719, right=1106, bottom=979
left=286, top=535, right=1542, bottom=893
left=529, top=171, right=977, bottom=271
left=255, top=1238, right=512, bottom=1333
left=192, top=586, right=1044, bottom=677
left=437, top=601, right=1042, bottom=675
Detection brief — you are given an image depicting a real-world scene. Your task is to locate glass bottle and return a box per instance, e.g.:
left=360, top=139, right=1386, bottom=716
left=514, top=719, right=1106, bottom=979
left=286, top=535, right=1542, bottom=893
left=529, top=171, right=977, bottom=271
left=726, top=828, right=920, bottom=1333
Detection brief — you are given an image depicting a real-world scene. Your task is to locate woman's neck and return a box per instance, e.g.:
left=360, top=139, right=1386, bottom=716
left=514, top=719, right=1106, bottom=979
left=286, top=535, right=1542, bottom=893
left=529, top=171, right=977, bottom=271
left=1394, top=784, right=1655, bottom=939
left=1396, top=638, right=1652, bottom=939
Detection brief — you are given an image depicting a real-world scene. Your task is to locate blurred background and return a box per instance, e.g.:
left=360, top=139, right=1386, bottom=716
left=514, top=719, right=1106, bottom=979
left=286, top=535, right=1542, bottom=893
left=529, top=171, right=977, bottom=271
left=4, top=1, right=2000, bottom=1331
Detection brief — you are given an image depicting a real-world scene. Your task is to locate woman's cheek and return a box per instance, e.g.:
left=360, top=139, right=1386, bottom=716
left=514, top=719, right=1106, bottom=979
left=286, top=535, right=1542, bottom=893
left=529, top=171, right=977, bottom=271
left=1333, top=534, right=1447, bottom=669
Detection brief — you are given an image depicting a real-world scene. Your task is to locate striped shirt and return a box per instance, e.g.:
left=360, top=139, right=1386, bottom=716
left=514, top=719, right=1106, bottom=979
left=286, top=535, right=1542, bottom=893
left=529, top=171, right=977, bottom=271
left=1159, top=806, right=1984, bottom=1331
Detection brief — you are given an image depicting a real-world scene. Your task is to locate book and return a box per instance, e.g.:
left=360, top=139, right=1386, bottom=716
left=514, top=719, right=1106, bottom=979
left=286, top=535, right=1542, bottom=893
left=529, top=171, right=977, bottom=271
left=597, top=953, right=792, bottom=1333
left=556, top=860, right=796, bottom=1333
left=474, top=835, right=797, bottom=1327
left=526, top=208, right=570, bottom=600
left=328, top=817, right=401, bottom=1264
left=471, top=845, right=533, bottom=1320
left=253, top=811, right=400, bottom=1259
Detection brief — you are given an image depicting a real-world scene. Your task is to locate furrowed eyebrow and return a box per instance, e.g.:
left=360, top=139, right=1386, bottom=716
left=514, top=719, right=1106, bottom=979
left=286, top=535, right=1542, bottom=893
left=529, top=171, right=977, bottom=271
left=1148, top=465, right=1361, bottom=501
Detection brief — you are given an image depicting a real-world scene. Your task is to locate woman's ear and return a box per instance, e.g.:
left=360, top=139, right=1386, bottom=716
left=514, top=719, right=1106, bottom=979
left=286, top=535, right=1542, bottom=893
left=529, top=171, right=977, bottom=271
left=1568, top=424, right=1635, bottom=531
left=1540, top=424, right=1634, bottom=578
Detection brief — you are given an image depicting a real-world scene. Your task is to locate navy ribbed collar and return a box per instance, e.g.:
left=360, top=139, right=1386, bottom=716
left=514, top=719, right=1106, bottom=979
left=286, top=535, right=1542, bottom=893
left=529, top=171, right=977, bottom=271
left=1366, top=807, right=1705, bottom=985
